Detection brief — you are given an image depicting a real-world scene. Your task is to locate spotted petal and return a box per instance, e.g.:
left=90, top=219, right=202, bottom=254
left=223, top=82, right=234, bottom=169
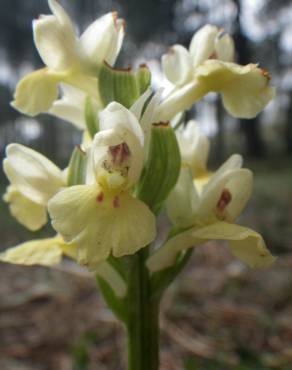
left=48, top=184, right=156, bottom=267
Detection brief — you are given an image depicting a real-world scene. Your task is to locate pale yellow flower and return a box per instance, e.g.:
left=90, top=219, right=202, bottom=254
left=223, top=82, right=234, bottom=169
left=12, top=0, right=124, bottom=116
left=48, top=102, right=156, bottom=267
left=148, top=155, right=276, bottom=272
left=3, top=143, right=65, bottom=230
left=157, top=25, right=274, bottom=121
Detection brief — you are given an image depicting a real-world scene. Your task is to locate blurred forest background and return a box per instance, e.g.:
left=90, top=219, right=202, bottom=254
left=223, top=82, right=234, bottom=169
left=0, top=0, right=292, bottom=369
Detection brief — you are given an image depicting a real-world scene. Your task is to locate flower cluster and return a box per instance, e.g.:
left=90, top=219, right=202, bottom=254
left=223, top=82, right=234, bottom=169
left=1, top=0, right=276, bottom=287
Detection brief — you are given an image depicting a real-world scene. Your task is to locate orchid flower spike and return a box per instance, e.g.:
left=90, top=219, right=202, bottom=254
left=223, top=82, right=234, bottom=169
left=158, top=25, right=275, bottom=121
left=48, top=102, right=156, bottom=268
left=12, top=0, right=125, bottom=116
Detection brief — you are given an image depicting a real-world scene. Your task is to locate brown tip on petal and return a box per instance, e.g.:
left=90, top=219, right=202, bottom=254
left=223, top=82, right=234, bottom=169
left=103, top=61, right=132, bottom=72
left=96, top=192, right=104, bottom=203
left=168, top=47, right=176, bottom=54
left=261, top=68, right=271, bottom=81
left=113, top=196, right=120, bottom=208
left=139, top=63, right=149, bottom=69
left=152, top=121, right=170, bottom=128
left=76, top=145, right=86, bottom=155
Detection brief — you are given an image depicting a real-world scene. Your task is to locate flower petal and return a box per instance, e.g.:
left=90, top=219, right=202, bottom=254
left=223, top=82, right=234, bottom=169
left=11, top=68, right=59, bottom=116
left=197, top=168, right=253, bottom=223
left=3, top=186, right=47, bottom=231
left=215, top=32, right=235, bottom=62
left=99, top=102, right=144, bottom=146
left=147, top=221, right=275, bottom=272
left=79, top=12, right=125, bottom=68
left=3, top=144, right=64, bottom=205
left=48, top=184, right=156, bottom=267
left=202, top=153, right=243, bottom=195
left=0, top=237, right=63, bottom=266
left=49, top=84, right=92, bottom=129
left=50, top=98, right=86, bottom=129
left=162, top=45, right=192, bottom=86
left=166, top=167, right=199, bottom=227
left=177, top=120, right=210, bottom=177
left=189, top=24, right=218, bottom=67
left=155, top=80, right=206, bottom=122
left=195, top=60, right=275, bottom=118
left=130, top=88, right=152, bottom=121
left=33, top=1, right=77, bottom=71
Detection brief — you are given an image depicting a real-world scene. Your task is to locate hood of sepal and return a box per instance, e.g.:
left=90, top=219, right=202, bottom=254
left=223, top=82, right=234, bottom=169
left=98, top=62, right=151, bottom=109
left=135, top=123, right=181, bottom=214
left=67, top=146, right=87, bottom=186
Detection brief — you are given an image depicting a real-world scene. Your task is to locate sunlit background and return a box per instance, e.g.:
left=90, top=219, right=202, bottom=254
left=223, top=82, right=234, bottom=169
left=0, top=0, right=292, bottom=369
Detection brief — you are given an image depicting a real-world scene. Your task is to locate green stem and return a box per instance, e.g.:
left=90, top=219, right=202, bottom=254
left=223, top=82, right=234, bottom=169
left=126, top=247, right=160, bottom=370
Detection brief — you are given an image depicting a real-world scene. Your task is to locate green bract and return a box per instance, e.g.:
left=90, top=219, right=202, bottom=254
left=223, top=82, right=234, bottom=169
left=67, top=146, right=87, bottom=186
left=136, top=123, right=181, bottom=214
left=98, top=62, right=151, bottom=108
left=85, top=96, right=99, bottom=138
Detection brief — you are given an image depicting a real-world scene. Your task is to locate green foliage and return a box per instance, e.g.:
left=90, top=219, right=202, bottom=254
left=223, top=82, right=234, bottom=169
left=98, top=62, right=151, bottom=108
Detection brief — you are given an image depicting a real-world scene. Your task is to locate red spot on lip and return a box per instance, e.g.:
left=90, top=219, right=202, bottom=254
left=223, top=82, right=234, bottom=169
left=216, top=188, right=232, bottom=213
left=96, top=192, right=104, bottom=203
left=113, top=196, right=120, bottom=208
